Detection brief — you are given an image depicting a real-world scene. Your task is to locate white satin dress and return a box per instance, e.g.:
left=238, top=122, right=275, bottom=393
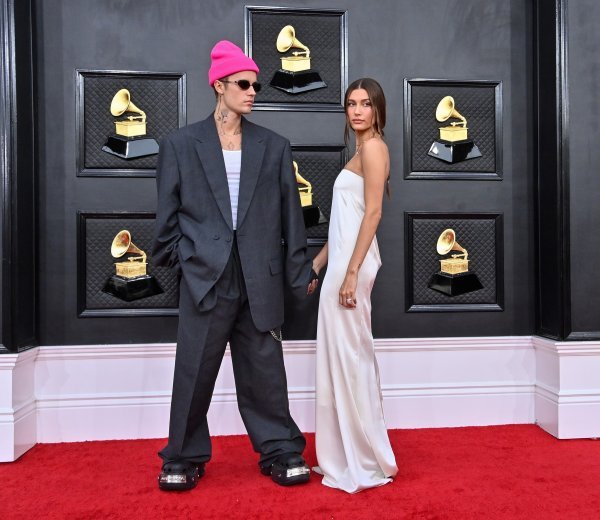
left=314, top=168, right=398, bottom=493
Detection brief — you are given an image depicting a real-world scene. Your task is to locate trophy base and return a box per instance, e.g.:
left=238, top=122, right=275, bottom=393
left=270, top=69, right=327, bottom=94
left=102, top=274, right=163, bottom=302
left=428, top=271, right=483, bottom=297
left=302, top=205, right=327, bottom=228
left=427, top=139, right=482, bottom=164
left=102, top=134, right=159, bottom=160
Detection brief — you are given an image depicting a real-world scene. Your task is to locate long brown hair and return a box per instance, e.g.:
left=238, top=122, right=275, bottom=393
left=344, top=78, right=390, bottom=196
left=343, top=78, right=386, bottom=148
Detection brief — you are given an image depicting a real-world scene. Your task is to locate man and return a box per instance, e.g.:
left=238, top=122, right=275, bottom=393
left=153, top=40, right=317, bottom=491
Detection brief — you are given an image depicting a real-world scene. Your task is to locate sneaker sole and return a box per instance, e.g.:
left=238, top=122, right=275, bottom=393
left=158, top=466, right=204, bottom=491
left=270, top=464, right=311, bottom=486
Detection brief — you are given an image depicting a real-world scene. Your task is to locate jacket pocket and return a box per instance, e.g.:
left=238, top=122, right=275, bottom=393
left=178, top=237, right=195, bottom=262
left=269, top=256, right=283, bottom=275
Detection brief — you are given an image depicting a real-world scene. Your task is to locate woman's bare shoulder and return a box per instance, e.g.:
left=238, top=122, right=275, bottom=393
left=361, top=138, right=389, bottom=162
left=362, top=137, right=388, bottom=154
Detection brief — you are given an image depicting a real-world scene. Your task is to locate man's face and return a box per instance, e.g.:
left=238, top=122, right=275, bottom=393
left=215, top=71, right=258, bottom=115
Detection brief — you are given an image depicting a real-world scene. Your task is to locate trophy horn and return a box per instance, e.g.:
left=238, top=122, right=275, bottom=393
left=435, top=96, right=466, bottom=127
left=293, top=160, right=311, bottom=188
left=436, top=228, right=468, bottom=260
left=110, top=89, right=146, bottom=121
left=276, top=25, right=310, bottom=57
left=110, top=230, right=147, bottom=263
left=293, top=161, right=313, bottom=207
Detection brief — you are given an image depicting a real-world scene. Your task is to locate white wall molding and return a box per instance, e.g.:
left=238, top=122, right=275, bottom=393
left=373, top=336, right=533, bottom=352
left=534, top=336, right=600, bottom=438
left=0, top=348, right=37, bottom=462
left=533, top=338, right=600, bottom=356
left=32, top=335, right=534, bottom=359
left=382, top=381, right=535, bottom=396
left=1, top=334, right=598, bottom=461
left=35, top=343, right=176, bottom=360
left=32, top=335, right=536, bottom=443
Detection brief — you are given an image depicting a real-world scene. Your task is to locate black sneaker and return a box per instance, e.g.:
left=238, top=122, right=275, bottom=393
left=158, top=461, right=205, bottom=491
left=261, top=453, right=310, bottom=486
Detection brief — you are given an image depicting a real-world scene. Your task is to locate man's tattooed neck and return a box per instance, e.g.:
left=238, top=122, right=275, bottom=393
left=218, top=126, right=242, bottom=136
left=216, top=108, right=229, bottom=123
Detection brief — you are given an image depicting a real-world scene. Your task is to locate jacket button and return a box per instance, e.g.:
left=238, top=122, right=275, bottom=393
left=226, top=236, right=231, bottom=242
left=213, top=234, right=220, bottom=240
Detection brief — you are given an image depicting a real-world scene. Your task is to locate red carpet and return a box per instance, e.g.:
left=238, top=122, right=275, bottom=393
left=2, top=425, right=600, bottom=519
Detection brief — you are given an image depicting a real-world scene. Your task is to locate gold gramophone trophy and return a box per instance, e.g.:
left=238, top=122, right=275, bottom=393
left=101, top=89, right=159, bottom=159
left=427, top=96, right=482, bottom=163
left=270, top=25, right=327, bottom=94
left=428, top=228, right=483, bottom=296
left=294, top=161, right=327, bottom=228
left=102, top=230, right=163, bottom=301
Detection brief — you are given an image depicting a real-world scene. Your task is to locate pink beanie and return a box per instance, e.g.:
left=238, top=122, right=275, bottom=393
left=208, top=40, right=259, bottom=86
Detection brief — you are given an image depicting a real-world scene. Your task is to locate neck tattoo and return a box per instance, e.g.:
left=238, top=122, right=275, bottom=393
left=218, top=126, right=242, bottom=137
left=216, top=107, right=242, bottom=149
left=216, top=107, right=229, bottom=124
left=219, top=126, right=241, bottom=151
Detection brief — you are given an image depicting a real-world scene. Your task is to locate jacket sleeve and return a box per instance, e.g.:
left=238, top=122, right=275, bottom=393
left=152, top=136, right=182, bottom=271
left=280, top=140, right=312, bottom=298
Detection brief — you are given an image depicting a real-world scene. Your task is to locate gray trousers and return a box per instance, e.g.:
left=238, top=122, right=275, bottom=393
left=159, top=237, right=305, bottom=468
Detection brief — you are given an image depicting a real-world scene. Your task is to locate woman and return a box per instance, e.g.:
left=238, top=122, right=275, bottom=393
left=312, top=78, right=398, bottom=493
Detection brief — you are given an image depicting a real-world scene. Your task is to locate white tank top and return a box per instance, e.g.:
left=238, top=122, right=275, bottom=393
left=223, top=150, right=242, bottom=229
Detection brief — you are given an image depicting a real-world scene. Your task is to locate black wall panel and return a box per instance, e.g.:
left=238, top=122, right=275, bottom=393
left=567, top=0, right=600, bottom=336
left=533, top=0, right=599, bottom=340
left=34, top=0, right=534, bottom=345
left=534, top=1, right=569, bottom=339
left=1, top=0, right=37, bottom=352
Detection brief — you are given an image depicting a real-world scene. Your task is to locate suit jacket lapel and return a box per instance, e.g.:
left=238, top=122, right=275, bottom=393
left=193, top=116, right=233, bottom=230
left=237, top=118, right=265, bottom=230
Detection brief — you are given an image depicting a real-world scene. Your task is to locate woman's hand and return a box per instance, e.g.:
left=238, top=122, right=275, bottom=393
left=308, top=244, right=328, bottom=295
left=307, top=267, right=319, bottom=295
left=339, top=272, right=358, bottom=308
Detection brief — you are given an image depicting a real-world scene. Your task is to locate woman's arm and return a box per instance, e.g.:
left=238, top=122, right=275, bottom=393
left=339, top=139, right=389, bottom=307
left=312, top=242, right=329, bottom=275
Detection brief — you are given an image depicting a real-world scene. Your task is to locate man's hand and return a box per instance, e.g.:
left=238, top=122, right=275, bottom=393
left=307, top=269, right=319, bottom=295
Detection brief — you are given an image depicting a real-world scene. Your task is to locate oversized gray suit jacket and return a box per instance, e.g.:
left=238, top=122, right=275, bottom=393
left=152, top=114, right=312, bottom=332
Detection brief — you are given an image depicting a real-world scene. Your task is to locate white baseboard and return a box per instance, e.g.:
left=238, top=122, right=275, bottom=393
left=2, top=335, right=597, bottom=461
left=0, top=349, right=37, bottom=462
left=33, top=336, right=535, bottom=443
left=534, top=337, right=600, bottom=438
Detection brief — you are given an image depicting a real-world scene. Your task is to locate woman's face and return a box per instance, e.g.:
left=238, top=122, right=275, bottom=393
left=346, top=88, right=374, bottom=132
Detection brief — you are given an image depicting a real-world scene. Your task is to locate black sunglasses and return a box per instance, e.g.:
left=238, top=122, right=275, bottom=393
left=220, top=79, right=262, bottom=93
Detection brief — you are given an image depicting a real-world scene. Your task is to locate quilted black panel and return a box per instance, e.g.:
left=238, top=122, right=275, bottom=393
left=248, top=9, right=345, bottom=106
left=83, top=216, right=178, bottom=310
left=80, top=73, right=182, bottom=172
left=410, top=218, right=498, bottom=305
left=291, top=146, right=347, bottom=240
left=410, top=84, right=496, bottom=173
